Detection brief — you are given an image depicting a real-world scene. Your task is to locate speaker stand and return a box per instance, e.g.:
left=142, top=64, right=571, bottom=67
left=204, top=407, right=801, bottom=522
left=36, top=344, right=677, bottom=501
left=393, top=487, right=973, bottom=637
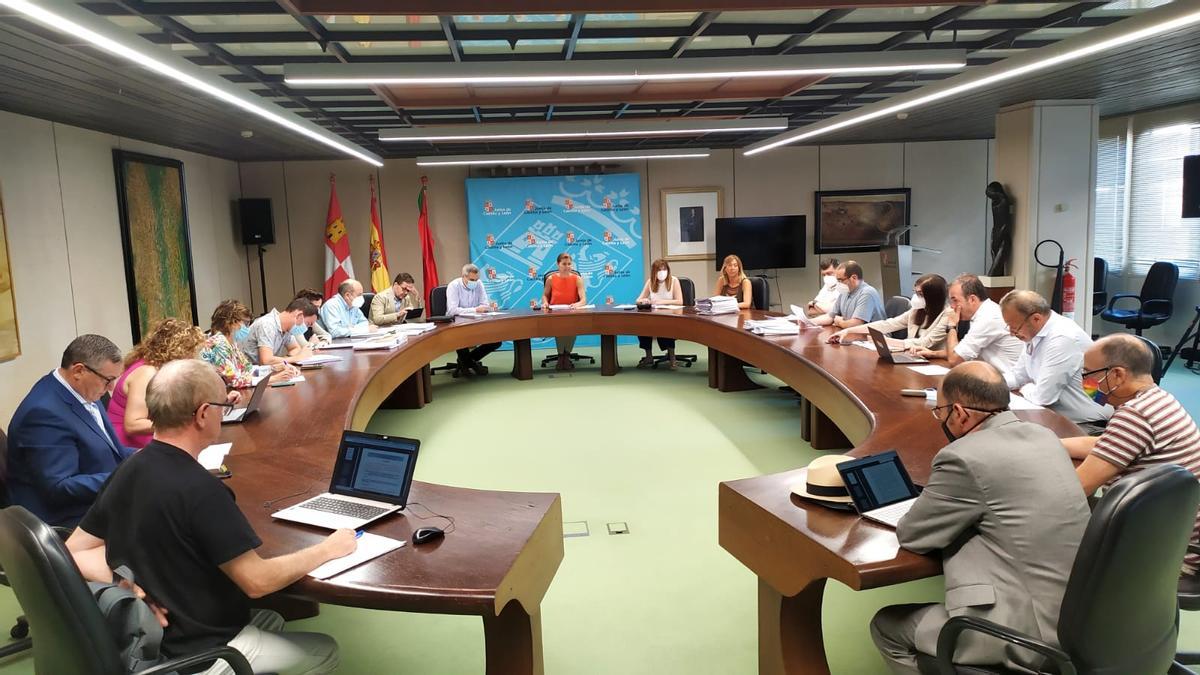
left=256, top=245, right=268, bottom=313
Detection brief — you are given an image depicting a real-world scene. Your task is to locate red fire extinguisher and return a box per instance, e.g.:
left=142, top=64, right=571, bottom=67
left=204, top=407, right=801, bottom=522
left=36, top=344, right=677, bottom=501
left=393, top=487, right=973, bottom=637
left=1062, top=258, right=1077, bottom=319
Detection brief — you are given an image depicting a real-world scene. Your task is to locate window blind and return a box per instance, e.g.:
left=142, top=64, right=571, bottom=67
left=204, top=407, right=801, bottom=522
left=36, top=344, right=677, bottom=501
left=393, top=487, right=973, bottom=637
left=1127, top=122, right=1200, bottom=280
left=1093, top=131, right=1128, bottom=274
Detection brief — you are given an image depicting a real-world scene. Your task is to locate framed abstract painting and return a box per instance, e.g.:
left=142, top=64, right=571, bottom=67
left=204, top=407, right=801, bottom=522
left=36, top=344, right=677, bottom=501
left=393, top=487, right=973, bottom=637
left=814, top=188, right=911, bottom=253
left=113, top=150, right=198, bottom=343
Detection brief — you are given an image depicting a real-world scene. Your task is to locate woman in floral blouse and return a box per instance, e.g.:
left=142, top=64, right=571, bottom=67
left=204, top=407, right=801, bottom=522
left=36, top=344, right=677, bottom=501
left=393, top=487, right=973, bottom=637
left=200, top=299, right=296, bottom=387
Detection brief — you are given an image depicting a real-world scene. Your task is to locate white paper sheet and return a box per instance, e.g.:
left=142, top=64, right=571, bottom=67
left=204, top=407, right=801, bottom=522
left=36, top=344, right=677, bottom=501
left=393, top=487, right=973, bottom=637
left=307, top=533, right=406, bottom=580
left=198, top=443, right=232, bottom=471
left=297, top=355, right=340, bottom=365
left=907, top=364, right=951, bottom=376
left=1008, top=393, right=1045, bottom=411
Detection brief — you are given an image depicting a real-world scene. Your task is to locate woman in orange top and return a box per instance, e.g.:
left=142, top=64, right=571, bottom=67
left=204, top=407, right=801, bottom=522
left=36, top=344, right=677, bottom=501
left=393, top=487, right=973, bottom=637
left=542, top=252, right=587, bottom=371
left=714, top=253, right=753, bottom=309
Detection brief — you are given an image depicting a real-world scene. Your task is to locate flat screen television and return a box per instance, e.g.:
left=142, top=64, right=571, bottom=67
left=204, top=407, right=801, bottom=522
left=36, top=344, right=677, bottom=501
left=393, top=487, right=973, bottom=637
left=1185, top=154, right=1200, bottom=219
left=714, top=215, right=806, bottom=271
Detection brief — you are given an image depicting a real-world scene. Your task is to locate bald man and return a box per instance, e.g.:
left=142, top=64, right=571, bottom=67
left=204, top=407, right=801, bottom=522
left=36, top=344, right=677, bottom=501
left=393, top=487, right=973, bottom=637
left=1062, top=334, right=1200, bottom=581
left=318, top=279, right=375, bottom=338
left=871, top=361, right=1090, bottom=674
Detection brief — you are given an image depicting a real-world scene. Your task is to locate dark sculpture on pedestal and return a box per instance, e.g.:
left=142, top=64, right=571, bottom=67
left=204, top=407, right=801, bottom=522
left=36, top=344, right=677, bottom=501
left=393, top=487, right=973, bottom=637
left=986, top=181, right=1013, bottom=277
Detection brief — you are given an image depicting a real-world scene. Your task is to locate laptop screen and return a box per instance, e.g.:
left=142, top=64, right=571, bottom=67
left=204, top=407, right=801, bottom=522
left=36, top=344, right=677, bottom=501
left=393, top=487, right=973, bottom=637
left=329, top=431, right=420, bottom=505
left=836, top=450, right=920, bottom=512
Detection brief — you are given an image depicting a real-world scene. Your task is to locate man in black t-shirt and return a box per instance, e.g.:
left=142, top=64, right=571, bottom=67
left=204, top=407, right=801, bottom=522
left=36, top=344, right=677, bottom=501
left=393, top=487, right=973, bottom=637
left=66, top=359, right=356, bottom=674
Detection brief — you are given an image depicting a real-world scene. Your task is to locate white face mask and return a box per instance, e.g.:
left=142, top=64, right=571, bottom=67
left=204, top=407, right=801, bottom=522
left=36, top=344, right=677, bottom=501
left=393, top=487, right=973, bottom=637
left=823, top=274, right=837, bottom=288
left=909, top=294, right=926, bottom=310
left=350, top=295, right=364, bottom=309
left=835, top=282, right=850, bottom=295
left=656, top=270, right=668, bottom=281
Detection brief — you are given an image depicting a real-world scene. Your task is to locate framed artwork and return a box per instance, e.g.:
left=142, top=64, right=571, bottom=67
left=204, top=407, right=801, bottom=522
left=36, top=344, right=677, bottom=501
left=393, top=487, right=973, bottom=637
left=113, top=150, right=198, bottom=343
left=0, top=184, right=20, bottom=363
left=814, top=188, right=911, bottom=253
left=660, top=187, right=722, bottom=261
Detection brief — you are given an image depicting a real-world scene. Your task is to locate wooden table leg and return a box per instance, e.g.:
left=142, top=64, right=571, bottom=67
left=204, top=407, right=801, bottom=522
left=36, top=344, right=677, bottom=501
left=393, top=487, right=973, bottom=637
left=716, top=351, right=764, bottom=393
left=483, top=600, right=543, bottom=675
left=799, top=399, right=812, bottom=442
left=380, top=367, right=430, bottom=409
left=708, top=347, right=720, bottom=388
left=511, top=339, right=533, bottom=381
left=809, top=405, right=850, bottom=450
left=600, top=334, right=620, bottom=376
left=759, top=578, right=830, bottom=675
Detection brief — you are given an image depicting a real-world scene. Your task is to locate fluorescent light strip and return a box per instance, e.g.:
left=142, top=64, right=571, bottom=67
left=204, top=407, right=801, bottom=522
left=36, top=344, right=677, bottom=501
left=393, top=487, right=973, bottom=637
left=416, top=150, right=711, bottom=167
left=744, top=5, right=1200, bottom=156
left=0, top=0, right=383, bottom=166
left=290, top=63, right=963, bottom=87
left=381, top=119, right=788, bottom=143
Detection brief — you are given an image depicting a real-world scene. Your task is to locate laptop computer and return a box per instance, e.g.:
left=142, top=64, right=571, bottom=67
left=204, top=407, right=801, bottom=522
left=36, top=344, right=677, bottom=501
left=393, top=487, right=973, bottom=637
left=222, top=377, right=269, bottom=424
left=405, top=307, right=423, bottom=320
left=836, top=450, right=922, bottom=528
left=272, top=431, right=420, bottom=530
left=867, top=326, right=927, bottom=364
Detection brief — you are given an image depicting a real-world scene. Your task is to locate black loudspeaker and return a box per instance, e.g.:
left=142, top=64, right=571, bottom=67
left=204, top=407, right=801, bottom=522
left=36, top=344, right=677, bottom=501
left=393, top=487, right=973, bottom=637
left=1185, top=154, right=1200, bottom=219
left=239, top=198, right=275, bottom=245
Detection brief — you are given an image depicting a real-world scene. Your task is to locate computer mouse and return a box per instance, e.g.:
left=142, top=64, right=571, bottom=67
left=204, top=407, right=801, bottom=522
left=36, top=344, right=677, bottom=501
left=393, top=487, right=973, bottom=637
left=412, top=527, right=445, bottom=545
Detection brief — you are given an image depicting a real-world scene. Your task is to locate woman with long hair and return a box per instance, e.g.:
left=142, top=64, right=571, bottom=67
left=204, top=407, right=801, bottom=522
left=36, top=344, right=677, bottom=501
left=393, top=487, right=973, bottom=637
left=635, top=258, right=684, bottom=368
left=714, top=254, right=752, bottom=310
left=827, top=273, right=953, bottom=352
left=200, top=299, right=297, bottom=388
left=542, top=252, right=588, bottom=371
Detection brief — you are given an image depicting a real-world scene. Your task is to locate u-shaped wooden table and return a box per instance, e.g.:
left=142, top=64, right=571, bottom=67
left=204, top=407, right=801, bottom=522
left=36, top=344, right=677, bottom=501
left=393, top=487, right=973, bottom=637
left=218, top=307, right=1079, bottom=675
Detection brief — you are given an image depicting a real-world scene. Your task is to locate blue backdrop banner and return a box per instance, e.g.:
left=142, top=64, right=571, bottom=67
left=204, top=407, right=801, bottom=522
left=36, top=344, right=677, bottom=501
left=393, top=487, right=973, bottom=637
left=466, top=174, right=644, bottom=350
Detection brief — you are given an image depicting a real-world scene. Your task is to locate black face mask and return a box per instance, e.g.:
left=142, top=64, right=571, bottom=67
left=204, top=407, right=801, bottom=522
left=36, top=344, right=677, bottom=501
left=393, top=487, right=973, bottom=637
left=941, top=409, right=1003, bottom=443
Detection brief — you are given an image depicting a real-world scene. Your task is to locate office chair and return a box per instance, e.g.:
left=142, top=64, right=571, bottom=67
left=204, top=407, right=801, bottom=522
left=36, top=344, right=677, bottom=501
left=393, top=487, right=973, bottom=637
left=0, top=428, right=30, bottom=656
left=539, top=270, right=595, bottom=368
left=885, top=296, right=912, bottom=340
left=359, top=292, right=375, bottom=320
left=0, top=507, right=253, bottom=675
left=427, top=285, right=458, bottom=375
left=650, top=277, right=698, bottom=369
left=1131, top=334, right=1165, bottom=384
left=918, top=464, right=1199, bottom=675
left=749, top=276, right=770, bottom=311
left=1177, top=552, right=1200, bottom=673
left=1100, top=261, right=1179, bottom=336
left=1092, top=257, right=1109, bottom=317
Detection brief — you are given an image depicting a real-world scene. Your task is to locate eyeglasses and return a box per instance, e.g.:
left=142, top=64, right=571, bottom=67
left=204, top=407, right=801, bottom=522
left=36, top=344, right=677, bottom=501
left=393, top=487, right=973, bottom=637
left=200, top=401, right=235, bottom=416
left=82, top=363, right=118, bottom=386
left=1006, top=313, right=1032, bottom=337
left=1081, top=366, right=1113, bottom=380
left=931, top=403, right=1009, bottom=421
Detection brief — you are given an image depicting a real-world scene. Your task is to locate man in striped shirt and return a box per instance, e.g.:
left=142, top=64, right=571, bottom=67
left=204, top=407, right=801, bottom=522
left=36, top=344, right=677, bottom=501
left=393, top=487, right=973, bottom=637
left=1062, top=334, right=1200, bottom=577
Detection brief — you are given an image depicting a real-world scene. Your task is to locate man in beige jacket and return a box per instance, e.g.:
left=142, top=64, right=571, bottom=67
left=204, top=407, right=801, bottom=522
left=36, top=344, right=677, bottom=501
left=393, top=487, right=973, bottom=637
left=369, top=272, right=421, bottom=326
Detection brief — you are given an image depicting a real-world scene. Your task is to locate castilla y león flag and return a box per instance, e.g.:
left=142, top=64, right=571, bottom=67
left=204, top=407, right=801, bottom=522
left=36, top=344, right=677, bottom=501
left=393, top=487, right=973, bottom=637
left=324, top=174, right=355, bottom=299
left=368, top=175, right=390, bottom=293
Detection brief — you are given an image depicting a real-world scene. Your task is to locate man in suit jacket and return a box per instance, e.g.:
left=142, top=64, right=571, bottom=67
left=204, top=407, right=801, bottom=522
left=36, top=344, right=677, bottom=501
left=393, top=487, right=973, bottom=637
left=7, top=334, right=134, bottom=527
left=369, top=272, right=421, bottom=327
left=870, top=361, right=1090, bottom=673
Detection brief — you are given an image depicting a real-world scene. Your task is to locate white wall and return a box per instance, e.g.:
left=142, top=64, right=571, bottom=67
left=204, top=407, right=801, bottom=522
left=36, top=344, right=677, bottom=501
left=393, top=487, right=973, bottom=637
left=241, top=139, right=993, bottom=313
left=0, top=110, right=246, bottom=427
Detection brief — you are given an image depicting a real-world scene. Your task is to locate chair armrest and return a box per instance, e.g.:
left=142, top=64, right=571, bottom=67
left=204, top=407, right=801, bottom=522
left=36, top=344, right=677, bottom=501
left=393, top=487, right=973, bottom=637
left=936, top=616, right=1075, bottom=675
left=1106, top=292, right=1143, bottom=312
left=1143, top=299, right=1173, bottom=316
left=138, top=645, right=252, bottom=675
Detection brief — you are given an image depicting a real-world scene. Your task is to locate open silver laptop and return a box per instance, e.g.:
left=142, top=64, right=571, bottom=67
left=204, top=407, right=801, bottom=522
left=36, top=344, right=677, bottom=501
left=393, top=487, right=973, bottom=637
left=836, top=450, right=922, bottom=528
left=222, top=377, right=268, bottom=424
left=867, top=326, right=927, bottom=364
left=272, top=431, right=419, bottom=530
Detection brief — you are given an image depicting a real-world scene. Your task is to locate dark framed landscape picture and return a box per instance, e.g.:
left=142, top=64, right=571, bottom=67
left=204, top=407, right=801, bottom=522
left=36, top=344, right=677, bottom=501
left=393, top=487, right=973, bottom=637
left=113, top=150, right=198, bottom=343
left=814, top=188, right=911, bottom=253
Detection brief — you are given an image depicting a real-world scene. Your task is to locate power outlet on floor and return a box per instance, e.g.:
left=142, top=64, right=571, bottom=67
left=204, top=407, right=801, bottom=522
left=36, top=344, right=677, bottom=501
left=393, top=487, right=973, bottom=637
left=563, top=521, right=590, bottom=538
left=607, top=522, right=629, bottom=535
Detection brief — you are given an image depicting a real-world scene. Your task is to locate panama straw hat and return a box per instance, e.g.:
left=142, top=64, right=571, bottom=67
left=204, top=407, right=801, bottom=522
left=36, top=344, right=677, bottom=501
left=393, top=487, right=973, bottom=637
left=792, top=454, right=856, bottom=504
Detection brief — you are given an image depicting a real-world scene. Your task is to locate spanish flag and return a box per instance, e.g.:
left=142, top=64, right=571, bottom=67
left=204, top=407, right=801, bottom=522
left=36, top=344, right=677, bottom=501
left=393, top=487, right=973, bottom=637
left=323, top=174, right=355, bottom=300
left=368, top=175, right=390, bottom=293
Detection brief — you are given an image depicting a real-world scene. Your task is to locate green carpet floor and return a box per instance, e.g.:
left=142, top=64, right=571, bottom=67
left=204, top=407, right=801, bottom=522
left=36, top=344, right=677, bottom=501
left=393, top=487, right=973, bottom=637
left=3, top=343, right=1200, bottom=674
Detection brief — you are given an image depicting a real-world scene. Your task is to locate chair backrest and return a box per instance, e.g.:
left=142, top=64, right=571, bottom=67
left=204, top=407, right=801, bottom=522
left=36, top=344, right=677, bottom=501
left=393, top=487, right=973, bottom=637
left=429, top=285, right=449, bottom=317
left=542, top=270, right=582, bottom=282
left=0, top=428, right=9, bottom=508
left=360, top=292, right=375, bottom=319
left=885, top=295, right=911, bottom=319
left=1057, top=464, right=1199, bottom=673
left=1133, top=334, right=1165, bottom=384
left=1142, top=261, right=1180, bottom=303
left=749, top=276, right=769, bottom=311
left=677, top=277, right=696, bottom=307
left=0, top=507, right=126, bottom=674
left=1094, top=257, right=1109, bottom=294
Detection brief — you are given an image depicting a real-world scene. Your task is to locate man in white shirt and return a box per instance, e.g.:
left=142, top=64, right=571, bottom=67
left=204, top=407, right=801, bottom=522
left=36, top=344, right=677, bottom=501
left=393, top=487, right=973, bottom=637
left=916, top=274, right=1022, bottom=377
left=999, top=290, right=1112, bottom=426
left=805, top=258, right=840, bottom=318
left=445, top=263, right=500, bottom=377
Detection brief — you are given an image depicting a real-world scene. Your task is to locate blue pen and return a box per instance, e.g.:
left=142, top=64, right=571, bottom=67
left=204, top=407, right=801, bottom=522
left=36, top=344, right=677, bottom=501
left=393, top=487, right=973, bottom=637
left=355, top=530, right=364, bottom=539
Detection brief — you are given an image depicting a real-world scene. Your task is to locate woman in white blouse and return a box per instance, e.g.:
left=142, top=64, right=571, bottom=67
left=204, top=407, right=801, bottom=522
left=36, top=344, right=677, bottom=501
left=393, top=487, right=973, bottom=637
left=827, top=273, right=953, bottom=352
left=635, top=258, right=684, bottom=368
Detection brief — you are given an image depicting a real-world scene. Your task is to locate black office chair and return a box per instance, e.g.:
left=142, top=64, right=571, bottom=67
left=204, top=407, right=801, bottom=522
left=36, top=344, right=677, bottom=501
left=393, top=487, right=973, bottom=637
left=0, top=507, right=253, bottom=675
left=539, top=270, right=595, bottom=369
left=885, top=296, right=912, bottom=340
left=427, top=285, right=458, bottom=375
left=1131, top=334, right=1165, bottom=384
left=1092, top=257, right=1109, bottom=317
left=650, top=277, right=698, bottom=369
left=1177, top=553, right=1200, bottom=673
left=360, top=292, right=375, bottom=320
left=1100, top=261, right=1179, bottom=336
left=0, top=428, right=31, bottom=656
left=918, top=464, right=1199, bottom=675
left=749, top=276, right=770, bottom=311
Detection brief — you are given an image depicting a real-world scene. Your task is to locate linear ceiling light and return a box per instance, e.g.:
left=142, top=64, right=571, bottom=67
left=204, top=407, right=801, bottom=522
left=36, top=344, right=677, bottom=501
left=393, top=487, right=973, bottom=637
left=285, top=51, right=966, bottom=87
left=415, top=149, right=711, bottom=167
left=743, top=1, right=1200, bottom=156
left=0, top=0, right=383, bottom=166
left=381, top=118, right=788, bottom=143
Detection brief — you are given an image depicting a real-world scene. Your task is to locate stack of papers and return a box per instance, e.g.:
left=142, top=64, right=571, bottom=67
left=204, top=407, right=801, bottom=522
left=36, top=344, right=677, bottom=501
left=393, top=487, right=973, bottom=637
left=613, top=304, right=638, bottom=309
left=321, top=340, right=356, bottom=350
left=652, top=304, right=684, bottom=310
left=395, top=322, right=436, bottom=334
left=353, top=334, right=406, bottom=351
left=297, top=354, right=340, bottom=366
left=695, top=296, right=739, bottom=315
left=456, top=311, right=507, bottom=319
left=308, top=533, right=406, bottom=580
left=348, top=325, right=375, bottom=337
left=787, top=305, right=820, bottom=329
left=547, top=304, right=596, bottom=310
left=198, top=443, right=232, bottom=471
left=744, top=317, right=798, bottom=336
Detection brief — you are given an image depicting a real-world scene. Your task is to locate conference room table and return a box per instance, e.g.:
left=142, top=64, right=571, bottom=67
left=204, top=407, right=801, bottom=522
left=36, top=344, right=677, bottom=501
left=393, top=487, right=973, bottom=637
left=215, top=304, right=1080, bottom=675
